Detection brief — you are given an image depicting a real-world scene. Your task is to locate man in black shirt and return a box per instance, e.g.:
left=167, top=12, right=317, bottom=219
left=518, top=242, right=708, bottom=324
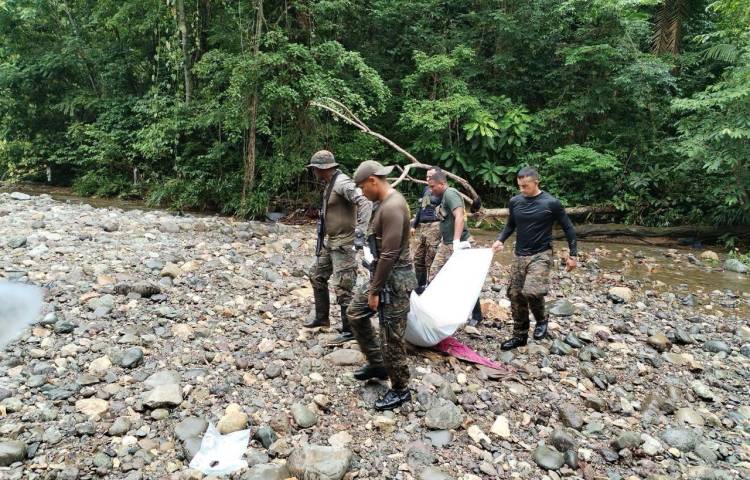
left=492, top=167, right=578, bottom=350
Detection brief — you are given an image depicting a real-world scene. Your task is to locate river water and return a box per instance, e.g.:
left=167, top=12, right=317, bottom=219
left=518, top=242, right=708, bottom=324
left=3, top=183, right=748, bottom=311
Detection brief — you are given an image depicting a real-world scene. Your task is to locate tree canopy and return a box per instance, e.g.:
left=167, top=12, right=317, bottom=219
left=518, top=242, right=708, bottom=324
left=0, top=0, right=747, bottom=227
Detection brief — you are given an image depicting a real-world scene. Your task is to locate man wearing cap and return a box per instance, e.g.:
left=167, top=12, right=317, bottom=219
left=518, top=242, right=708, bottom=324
left=427, top=169, right=483, bottom=326
left=348, top=160, right=417, bottom=411
left=305, top=150, right=372, bottom=346
left=411, top=167, right=442, bottom=293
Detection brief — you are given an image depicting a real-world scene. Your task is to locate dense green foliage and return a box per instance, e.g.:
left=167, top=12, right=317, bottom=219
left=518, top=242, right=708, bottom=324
left=0, top=0, right=747, bottom=225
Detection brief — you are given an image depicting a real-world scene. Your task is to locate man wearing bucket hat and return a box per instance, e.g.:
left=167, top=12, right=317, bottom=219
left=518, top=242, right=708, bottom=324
left=305, top=150, right=372, bottom=346
left=347, top=160, right=417, bottom=411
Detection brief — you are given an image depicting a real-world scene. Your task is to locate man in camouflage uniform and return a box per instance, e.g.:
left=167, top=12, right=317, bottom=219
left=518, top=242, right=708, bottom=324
left=492, top=167, right=578, bottom=350
left=427, top=169, right=483, bottom=326
left=348, top=160, right=417, bottom=411
left=411, top=167, right=441, bottom=292
left=305, top=150, right=372, bottom=346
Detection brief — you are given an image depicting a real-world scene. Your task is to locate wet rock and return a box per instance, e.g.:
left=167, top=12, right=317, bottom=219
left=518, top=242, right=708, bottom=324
left=533, top=445, right=564, bottom=470
left=0, top=440, right=26, bottom=466
left=253, top=426, right=277, bottom=449
left=286, top=445, right=352, bottom=480
left=424, top=399, right=463, bottom=430
left=724, top=259, right=748, bottom=274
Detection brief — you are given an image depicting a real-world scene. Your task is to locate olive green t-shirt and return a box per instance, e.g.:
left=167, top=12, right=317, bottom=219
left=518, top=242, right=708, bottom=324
left=439, top=187, right=470, bottom=244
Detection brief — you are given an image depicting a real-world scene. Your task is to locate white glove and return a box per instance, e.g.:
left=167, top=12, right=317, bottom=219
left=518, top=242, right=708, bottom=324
left=452, top=240, right=470, bottom=251
left=363, top=246, right=374, bottom=264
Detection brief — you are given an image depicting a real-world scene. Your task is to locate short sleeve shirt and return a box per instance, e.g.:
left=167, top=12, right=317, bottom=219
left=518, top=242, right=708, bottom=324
left=438, top=187, right=470, bottom=244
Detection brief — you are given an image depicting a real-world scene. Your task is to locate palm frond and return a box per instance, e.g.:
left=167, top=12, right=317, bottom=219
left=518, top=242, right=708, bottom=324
left=652, top=0, right=687, bottom=54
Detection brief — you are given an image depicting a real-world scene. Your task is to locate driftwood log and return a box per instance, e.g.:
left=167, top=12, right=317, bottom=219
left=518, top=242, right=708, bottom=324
left=474, top=205, right=616, bottom=219
left=552, top=224, right=750, bottom=243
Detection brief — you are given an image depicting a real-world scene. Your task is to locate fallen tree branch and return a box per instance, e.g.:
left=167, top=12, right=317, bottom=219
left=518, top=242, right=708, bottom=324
left=552, top=223, right=750, bottom=242
left=475, top=205, right=616, bottom=219
left=310, top=97, right=479, bottom=203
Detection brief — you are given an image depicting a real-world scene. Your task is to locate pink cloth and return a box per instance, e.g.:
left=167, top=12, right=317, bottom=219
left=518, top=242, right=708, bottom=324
left=434, top=336, right=514, bottom=374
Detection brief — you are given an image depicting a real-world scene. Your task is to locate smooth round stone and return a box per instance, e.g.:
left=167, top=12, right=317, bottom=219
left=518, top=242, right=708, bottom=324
left=533, top=445, right=564, bottom=470
left=702, top=340, right=731, bottom=354
left=661, top=427, right=698, bottom=452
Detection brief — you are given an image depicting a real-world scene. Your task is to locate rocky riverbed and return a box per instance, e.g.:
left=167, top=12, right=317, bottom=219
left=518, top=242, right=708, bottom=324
left=0, top=192, right=749, bottom=480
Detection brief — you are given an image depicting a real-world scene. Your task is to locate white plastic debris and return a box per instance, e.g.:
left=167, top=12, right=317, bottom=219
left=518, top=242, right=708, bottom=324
left=405, top=248, right=493, bottom=347
left=188, top=423, right=250, bottom=475
left=0, top=282, right=43, bottom=349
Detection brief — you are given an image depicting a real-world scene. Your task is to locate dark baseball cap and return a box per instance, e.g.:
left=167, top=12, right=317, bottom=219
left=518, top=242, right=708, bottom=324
left=307, top=150, right=339, bottom=169
left=353, top=160, right=394, bottom=185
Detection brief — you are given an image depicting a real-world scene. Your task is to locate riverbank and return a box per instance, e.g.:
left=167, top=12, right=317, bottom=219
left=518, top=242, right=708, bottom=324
left=0, top=192, right=748, bottom=480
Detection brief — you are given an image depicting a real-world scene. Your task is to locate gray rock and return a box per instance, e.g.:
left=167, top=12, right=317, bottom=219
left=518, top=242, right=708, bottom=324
left=741, top=344, right=750, bottom=357
left=0, top=440, right=26, bottom=466
left=43, top=426, right=62, bottom=445
left=143, top=383, right=182, bottom=409
left=550, top=339, right=573, bottom=355
left=702, top=340, right=731, bottom=354
left=691, top=381, right=715, bottom=401
left=564, top=333, right=583, bottom=348
left=53, top=320, right=76, bottom=334
left=183, top=437, right=202, bottom=461
left=291, top=403, right=318, bottom=428
left=58, top=467, right=80, bottom=480
left=548, top=299, right=575, bottom=316
left=9, top=192, right=31, bottom=200
left=424, top=399, right=464, bottom=430
left=436, top=383, right=458, bottom=404
left=611, top=431, right=643, bottom=450
left=724, top=258, right=748, bottom=274
left=419, top=467, right=454, bottom=480
left=109, top=417, right=132, bottom=436
left=120, top=347, right=144, bottom=368
left=695, top=443, right=719, bottom=463
left=253, top=426, right=277, bottom=449
left=533, top=445, right=564, bottom=470
left=241, top=463, right=290, bottom=480
left=286, top=445, right=352, bottom=480
left=324, top=349, right=365, bottom=366
left=92, top=452, right=112, bottom=470
left=102, top=221, right=119, bottom=232
left=608, top=287, right=633, bottom=303
left=424, top=430, right=452, bottom=448
left=7, top=236, right=27, bottom=249
left=26, top=375, right=47, bottom=388
left=175, top=417, right=208, bottom=442
left=406, top=441, right=436, bottom=469
left=661, top=427, right=697, bottom=452
left=558, top=403, right=584, bottom=430
left=564, top=449, right=578, bottom=469
left=549, top=429, right=576, bottom=452
left=673, top=328, right=695, bottom=345
left=647, top=333, right=671, bottom=352
left=264, top=363, right=283, bottom=379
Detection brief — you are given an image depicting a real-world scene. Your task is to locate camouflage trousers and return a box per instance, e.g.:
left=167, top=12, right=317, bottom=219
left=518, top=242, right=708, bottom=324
left=347, top=267, right=417, bottom=390
left=507, top=250, right=552, bottom=337
left=412, top=222, right=441, bottom=286
left=428, top=236, right=474, bottom=283
left=308, top=244, right=357, bottom=308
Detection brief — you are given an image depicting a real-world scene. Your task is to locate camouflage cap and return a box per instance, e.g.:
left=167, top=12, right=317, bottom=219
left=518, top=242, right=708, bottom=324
left=307, top=150, right=339, bottom=169
left=353, top=160, right=394, bottom=185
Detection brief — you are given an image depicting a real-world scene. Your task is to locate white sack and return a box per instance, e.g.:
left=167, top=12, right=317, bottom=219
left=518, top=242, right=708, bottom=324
left=405, top=248, right=493, bottom=347
left=0, top=282, right=43, bottom=350
left=188, top=423, right=250, bottom=475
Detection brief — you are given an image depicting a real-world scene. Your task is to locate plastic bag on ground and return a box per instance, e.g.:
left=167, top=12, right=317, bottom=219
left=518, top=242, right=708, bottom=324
left=0, top=282, right=43, bottom=350
left=188, top=423, right=250, bottom=475
left=405, top=248, right=493, bottom=347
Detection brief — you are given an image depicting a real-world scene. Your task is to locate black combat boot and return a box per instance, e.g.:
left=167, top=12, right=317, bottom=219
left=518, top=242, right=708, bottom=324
left=327, top=306, right=355, bottom=346
left=533, top=316, right=548, bottom=340
left=353, top=364, right=389, bottom=381
left=467, top=300, right=483, bottom=327
left=374, top=389, right=411, bottom=411
left=501, top=336, right=528, bottom=351
left=303, top=287, right=330, bottom=328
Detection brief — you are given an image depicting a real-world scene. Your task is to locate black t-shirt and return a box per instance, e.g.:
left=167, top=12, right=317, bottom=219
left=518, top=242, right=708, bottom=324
left=497, top=191, right=577, bottom=256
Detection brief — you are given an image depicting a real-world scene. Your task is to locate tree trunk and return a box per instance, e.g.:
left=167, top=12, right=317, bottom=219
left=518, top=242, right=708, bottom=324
left=177, top=0, right=193, bottom=104
left=474, top=205, right=615, bottom=219
left=242, top=0, right=263, bottom=201
left=552, top=223, right=750, bottom=243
